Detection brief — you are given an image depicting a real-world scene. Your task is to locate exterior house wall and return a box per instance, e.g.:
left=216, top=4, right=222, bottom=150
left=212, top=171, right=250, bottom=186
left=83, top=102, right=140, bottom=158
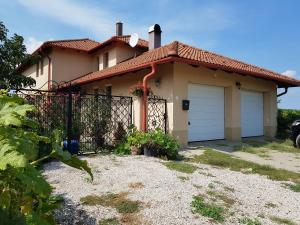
left=79, top=62, right=277, bottom=146
left=173, top=63, right=277, bottom=145
left=22, top=57, right=50, bottom=90
left=51, top=48, right=94, bottom=83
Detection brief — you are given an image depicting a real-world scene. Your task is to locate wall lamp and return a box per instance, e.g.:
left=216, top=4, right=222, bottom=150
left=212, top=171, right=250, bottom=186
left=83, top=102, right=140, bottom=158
left=236, top=82, right=241, bottom=89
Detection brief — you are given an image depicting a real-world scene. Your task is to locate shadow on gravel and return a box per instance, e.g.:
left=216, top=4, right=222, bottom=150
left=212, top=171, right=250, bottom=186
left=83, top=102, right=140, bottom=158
left=55, top=198, right=97, bottom=225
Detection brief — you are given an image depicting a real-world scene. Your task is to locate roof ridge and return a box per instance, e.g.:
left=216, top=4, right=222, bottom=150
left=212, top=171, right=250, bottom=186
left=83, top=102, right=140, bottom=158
left=46, top=38, right=101, bottom=44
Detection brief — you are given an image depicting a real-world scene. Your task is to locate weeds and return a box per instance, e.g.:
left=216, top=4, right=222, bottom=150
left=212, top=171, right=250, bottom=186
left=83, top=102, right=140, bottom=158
left=164, top=161, right=197, bottom=174
left=98, top=218, right=119, bottom=225
left=239, top=217, right=261, bottom=225
left=191, top=196, right=225, bottom=222
left=81, top=192, right=141, bottom=213
left=191, top=149, right=300, bottom=183
left=269, top=216, right=296, bottom=225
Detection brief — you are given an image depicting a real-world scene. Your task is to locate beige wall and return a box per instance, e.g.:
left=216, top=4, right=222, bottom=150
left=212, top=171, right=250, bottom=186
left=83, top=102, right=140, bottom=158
left=79, top=62, right=278, bottom=146
left=22, top=57, right=50, bottom=90
left=173, top=63, right=277, bottom=145
left=51, top=48, right=94, bottom=83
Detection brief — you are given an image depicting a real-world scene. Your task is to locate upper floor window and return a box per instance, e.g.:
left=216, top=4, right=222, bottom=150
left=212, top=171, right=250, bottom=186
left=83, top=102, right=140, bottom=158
left=36, top=62, right=39, bottom=77
left=103, top=52, right=109, bottom=69
left=40, top=58, right=44, bottom=75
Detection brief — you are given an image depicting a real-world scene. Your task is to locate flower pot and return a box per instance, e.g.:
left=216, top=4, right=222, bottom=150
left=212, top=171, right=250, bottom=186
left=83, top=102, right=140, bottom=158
left=131, top=146, right=140, bottom=155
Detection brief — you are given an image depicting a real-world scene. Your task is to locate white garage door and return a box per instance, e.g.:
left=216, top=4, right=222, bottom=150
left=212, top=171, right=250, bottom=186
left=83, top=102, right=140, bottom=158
left=188, top=84, right=225, bottom=142
left=241, top=90, right=264, bottom=137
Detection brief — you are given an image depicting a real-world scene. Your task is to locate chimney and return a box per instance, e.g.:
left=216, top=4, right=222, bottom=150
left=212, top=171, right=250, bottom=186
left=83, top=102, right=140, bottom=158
left=148, top=24, right=162, bottom=50
left=116, top=22, right=123, bottom=36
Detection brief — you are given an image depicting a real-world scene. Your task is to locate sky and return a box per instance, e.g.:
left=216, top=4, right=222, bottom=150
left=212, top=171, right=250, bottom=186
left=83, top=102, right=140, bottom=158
left=0, top=0, right=299, bottom=109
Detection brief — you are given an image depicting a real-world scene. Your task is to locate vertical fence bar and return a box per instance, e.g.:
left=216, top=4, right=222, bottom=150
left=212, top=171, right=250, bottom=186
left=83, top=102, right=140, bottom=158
left=67, top=92, right=72, bottom=152
left=164, top=99, right=167, bottom=134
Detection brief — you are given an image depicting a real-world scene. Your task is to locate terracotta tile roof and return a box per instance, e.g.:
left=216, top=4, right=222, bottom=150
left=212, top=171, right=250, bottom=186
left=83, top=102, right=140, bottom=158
left=68, top=41, right=300, bottom=87
left=46, top=39, right=101, bottom=52
left=89, top=35, right=148, bottom=52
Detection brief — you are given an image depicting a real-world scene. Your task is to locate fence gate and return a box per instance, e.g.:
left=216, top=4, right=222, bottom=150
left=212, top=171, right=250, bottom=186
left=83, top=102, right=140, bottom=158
left=147, top=94, right=167, bottom=133
left=16, top=90, right=132, bottom=154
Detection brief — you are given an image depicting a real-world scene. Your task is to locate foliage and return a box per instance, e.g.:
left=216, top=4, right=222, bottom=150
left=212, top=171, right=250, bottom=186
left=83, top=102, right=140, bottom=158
left=269, top=216, right=296, bottom=225
left=0, top=21, right=36, bottom=89
left=0, top=91, right=92, bottom=225
left=115, top=127, right=179, bottom=159
left=191, top=196, right=225, bottom=222
left=277, top=109, right=300, bottom=139
left=164, top=161, right=197, bottom=173
left=238, top=217, right=262, bottom=225
left=285, top=183, right=300, bottom=192
left=98, top=218, right=119, bottom=225
left=81, top=192, right=140, bottom=213
left=128, top=82, right=151, bottom=97
left=191, top=149, right=300, bottom=183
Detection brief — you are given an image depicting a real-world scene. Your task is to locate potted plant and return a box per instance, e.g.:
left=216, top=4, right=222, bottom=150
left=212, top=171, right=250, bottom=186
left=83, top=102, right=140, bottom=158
left=129, top=82, right=151, bottom=97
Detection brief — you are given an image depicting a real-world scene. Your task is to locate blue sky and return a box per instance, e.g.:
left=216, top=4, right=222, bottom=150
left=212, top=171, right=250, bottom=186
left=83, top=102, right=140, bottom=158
left=1, top=0, right=299, bottom=109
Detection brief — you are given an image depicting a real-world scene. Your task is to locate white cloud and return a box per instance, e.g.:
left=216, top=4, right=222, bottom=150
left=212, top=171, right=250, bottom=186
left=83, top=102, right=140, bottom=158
left=18, top=0, right=145, bottom=39
left=24, top=37, right=43, bottom=53
left=282, top=70, right=297, bottom=78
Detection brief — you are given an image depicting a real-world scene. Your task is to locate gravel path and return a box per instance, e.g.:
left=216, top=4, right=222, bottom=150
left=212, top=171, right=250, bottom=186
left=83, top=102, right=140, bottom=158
left=43, top=155, right=300, bottom=225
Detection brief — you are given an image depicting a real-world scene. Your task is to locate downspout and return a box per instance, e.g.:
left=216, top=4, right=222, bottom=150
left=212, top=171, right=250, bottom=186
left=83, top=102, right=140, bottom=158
left=141, top=63, right=157, bottom=132
left=277, top=87, right=288, bottom=97
left=46, top=55, right=52, bottom=90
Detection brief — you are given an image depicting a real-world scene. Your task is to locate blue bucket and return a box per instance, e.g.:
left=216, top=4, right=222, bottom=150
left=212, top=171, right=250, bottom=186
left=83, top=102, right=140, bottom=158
left=63, top=140, right=79, bottom=155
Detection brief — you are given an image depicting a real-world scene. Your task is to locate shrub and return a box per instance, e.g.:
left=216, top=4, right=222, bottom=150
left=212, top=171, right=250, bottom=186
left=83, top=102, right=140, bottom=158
left=115, top=127, right=179, bottom=159
left=0, top=91, right=92, bottom=225
left=277, top=109, right=300, bottom=139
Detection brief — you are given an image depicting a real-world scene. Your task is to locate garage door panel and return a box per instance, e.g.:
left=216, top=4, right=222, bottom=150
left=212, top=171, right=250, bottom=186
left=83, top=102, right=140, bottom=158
left=241, top=90, right=264, bottom=137
left=188, top=84, right=225, bottom=142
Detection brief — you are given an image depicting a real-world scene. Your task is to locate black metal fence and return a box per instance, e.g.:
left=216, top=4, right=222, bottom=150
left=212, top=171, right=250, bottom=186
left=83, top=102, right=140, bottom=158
left=17, top=90, right=132, bottom=154
left=147, top=95, right=167, bottom=133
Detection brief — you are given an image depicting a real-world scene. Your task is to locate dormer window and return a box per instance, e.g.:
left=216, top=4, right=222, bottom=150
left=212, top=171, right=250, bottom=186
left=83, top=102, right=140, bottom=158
left=103, top=52, right=109, bottom=69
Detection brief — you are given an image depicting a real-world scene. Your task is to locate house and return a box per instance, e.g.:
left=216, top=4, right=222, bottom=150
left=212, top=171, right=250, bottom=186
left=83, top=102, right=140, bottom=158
left=19, top=22, right=300, bottom=146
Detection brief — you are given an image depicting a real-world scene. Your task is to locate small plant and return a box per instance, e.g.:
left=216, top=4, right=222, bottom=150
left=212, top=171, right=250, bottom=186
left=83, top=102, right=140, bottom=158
left=269, top=216, right=296, bottom=225
left=98, top=218, right=119, bottom=225
left=239, top=217, right=262, bottom=225
left=116, top=127, right=180, bottom=159
left=81, top=192, right=141, bottom=214
left=129, top=82, right=151, bottom=97
left=128, top=182, right=145, bottom=189
left=191, top=196, right=225, bottom=222
left=164, top=161, right=197, bottom=173
left=285, top=183, right=300, bottom=192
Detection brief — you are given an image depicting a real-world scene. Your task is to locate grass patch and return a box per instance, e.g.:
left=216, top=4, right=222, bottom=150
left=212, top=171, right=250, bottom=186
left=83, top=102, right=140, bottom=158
left=239, top=217, right=261, bottom=225
left=224, top=186, right=235, bottom=192
left=217, top=143, right=229, bottom=147
left=178, top=176, right=189, bottom=181
left=191, top=196, right=225, bottom=222
left=98, top=218, right=119, bottom=225
left=80, top=192, right=140, bottom=213
left=206, top=190, right=236, bottom=208
left=128, top=182, right=144, bottom=189
left=285, top=183, right=300, bottom=192
left=191, top=149, right=300, bottom=183
left=269, top=216, right=296, bottom=225
left=164, top=161, right=197, bottom=174
left=264, top=202, right=277, bottom=208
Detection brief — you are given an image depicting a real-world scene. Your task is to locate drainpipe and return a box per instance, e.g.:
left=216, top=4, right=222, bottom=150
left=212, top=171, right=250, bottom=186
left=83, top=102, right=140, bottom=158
left=46, top=55, right=52, bottom=90
left=141, top=63, right=157, bottom=132
left=277, top=87, right=288, bottom=97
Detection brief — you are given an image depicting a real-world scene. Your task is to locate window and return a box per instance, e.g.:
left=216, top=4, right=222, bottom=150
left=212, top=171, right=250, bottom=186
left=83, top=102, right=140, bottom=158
left=103, top=52, right=109, bottom=69
left=97, top=56, right=100, bottom=70
left=40, top=58, right=44, bottom=75
left=36, top=62, right=39, bottom=77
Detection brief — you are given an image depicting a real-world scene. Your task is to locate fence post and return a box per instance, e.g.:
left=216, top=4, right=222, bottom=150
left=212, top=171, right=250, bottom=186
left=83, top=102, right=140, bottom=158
left=67, top=92, right=72, bottom=152
left=164, top=99, right=167, bottom=134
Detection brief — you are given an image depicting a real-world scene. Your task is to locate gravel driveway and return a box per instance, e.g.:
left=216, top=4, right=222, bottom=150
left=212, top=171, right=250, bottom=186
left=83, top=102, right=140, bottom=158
left=43, top=155, right=300, bottom=225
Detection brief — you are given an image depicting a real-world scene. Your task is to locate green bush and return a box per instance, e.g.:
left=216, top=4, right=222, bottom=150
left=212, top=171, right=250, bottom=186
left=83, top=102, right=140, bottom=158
left=277, top=109, right=300, bottom=139
left=0, top=91, right=92, bottom=225
left=115, top=127, right=180, bottom=159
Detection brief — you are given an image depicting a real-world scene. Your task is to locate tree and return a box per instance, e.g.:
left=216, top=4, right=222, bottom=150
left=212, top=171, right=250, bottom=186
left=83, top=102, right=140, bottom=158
left=0, top=21, right=36, bottom=89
